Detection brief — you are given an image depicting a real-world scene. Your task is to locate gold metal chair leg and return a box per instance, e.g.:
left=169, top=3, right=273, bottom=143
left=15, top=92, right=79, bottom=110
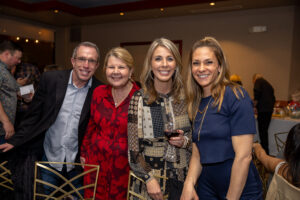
left=33, top=161, right=100, bottom=200
left=0, top=161, right=14, bottom=191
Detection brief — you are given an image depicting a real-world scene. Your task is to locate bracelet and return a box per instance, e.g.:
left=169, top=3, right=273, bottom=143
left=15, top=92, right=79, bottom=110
left=182, top=136, right=189, bottom=148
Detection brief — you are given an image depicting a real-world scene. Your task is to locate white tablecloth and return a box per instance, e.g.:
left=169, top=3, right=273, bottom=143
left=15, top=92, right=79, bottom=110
left=254, top=117, right=300, bottom=156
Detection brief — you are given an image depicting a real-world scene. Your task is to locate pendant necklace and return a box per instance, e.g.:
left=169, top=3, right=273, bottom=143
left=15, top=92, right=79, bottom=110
left=197, top=97, right=212, bottom=141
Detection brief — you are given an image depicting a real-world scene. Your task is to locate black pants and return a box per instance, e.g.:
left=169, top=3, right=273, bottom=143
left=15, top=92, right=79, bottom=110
left=167, top=178, right=184, bottom=200
left=257, top=112, right=272, bottom=154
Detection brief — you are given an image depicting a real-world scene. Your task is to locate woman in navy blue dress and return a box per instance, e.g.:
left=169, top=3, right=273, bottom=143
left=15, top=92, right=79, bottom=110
left=181, top=37, right=262, bottom=200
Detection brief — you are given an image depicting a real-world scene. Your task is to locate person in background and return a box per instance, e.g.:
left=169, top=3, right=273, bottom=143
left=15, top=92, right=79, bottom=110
left=0, top=40, right=22, bottom=146
left=43, top=64, right=63, bottom=72
left=253, top=73, right=275, bottom=154
left=128, top=38, right=192, bottom=200
left=253, top=123, right=300, bottom=199
left=230, top=74, right=243, bottom=85
left=0, top=41, right=102, bottom=199
left=80, top=47, right=139, bottom=199
left=14, top=62, right=41, bottom=127
left=181, top=37, right=262, bottom=200
left=7, top=62, right=41, bottom=199
left=0, top=40, right=22, bottom=199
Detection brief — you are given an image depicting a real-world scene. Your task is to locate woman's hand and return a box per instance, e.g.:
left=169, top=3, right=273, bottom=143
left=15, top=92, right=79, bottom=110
left=80, top=156, right=86, bottom=169
left=180, top=181, right=199, bottom=200
left=146, top=178, right=163, bottom=200
left=22, top=92, right=34, bottom=103
left=169, top=130, right=185, bottom=147
left=0, top=143, right=14, bottom=152
left=252, top=142, right=262, bottom=152
left=3, top=120, right=15, bottom=139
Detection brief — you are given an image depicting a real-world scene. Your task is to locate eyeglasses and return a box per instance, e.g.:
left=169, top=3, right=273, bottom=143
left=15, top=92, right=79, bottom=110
left=74, top=57, right=98, bottom=66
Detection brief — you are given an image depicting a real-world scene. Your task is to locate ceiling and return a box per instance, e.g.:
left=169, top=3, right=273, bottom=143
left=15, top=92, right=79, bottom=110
left=0, top=0, right=297, bottom=27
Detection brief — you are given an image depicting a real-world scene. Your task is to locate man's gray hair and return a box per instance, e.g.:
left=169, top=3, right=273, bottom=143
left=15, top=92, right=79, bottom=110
left=72, top=41, right=100, bottom=61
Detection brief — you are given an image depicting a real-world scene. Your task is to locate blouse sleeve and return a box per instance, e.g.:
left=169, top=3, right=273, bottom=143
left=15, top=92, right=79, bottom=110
left=229, top=88, right=257, bottom=136
left=127, top=91, right=154, bottom=183
left=182, top=127, right=193, bottom=151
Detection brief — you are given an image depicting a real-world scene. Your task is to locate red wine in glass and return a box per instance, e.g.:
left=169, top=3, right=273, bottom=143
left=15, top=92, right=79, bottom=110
left=164, top=130, right=179, bottom=139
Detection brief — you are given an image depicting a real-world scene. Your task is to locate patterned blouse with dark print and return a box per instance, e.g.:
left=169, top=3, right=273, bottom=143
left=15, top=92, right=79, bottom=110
left=127, top=90, right=192, bottom=199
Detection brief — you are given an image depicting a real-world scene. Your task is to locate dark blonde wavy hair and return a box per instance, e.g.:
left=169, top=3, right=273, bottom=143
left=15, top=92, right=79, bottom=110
left=140, top=38, right=184, bottom=104
left=185, top=37, right=243, bottom=120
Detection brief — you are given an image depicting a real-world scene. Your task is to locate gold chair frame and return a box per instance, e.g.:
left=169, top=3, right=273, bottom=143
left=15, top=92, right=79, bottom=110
left=0, top=161, right=14, bottom=191
left=33, top=161, right=99, bottom=200
left=127, top=170, right=168, bottom=200
left=274, top=132, right=288, bottom=152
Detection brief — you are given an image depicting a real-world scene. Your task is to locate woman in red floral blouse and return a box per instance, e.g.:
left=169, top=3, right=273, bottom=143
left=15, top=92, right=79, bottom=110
left=80, top=47, right=139, bottom=200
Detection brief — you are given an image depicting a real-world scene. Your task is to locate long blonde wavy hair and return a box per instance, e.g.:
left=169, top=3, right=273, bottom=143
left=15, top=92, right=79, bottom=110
left=185, top=37, right=243, bottom=120
left=140, top=38, right=184, bottom=104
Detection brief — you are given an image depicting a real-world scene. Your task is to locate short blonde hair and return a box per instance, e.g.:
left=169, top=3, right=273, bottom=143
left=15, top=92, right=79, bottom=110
left=140, top=38, right=183, bottom=104
left=103, top=47, right=134, bottom=71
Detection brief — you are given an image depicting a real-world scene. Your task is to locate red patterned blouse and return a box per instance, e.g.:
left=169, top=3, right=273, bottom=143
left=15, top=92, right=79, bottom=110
left=81, top=83, right=139, bottom=200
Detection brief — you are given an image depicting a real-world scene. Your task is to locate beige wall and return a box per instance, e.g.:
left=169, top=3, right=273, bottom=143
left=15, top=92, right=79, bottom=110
left=1, top=6, right=297, bottom=100
left=49, top=6, right=299, bottom=101
left=71, top=6, right=296, bottom=100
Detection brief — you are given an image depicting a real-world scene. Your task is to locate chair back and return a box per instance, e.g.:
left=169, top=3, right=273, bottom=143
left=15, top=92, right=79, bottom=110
left=33, top=161, right=99, bottom=200
left=274, top=132, right=288, bottom=152
left=0, top=161, right=14, bottom=191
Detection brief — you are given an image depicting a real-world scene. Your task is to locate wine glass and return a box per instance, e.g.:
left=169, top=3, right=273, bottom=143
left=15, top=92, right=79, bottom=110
left=163, top=114, right=177, bottom=162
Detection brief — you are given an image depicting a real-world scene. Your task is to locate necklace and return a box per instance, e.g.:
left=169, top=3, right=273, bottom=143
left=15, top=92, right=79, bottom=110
left=112, top=82, right=133, bottom=107
left=197, top=97, right=212, bottom=141
left=198, top=97, right=212, bottom=114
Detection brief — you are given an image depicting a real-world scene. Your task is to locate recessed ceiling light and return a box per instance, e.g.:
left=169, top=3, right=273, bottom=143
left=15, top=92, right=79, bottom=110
left=25, top=39, right=29, bottom=43
left=38, top=31, right=42, bottom=35
left=160, top=8, right=164, bottom=12
left=35, top=40, right=39, bottom=44
left=54, top=9, right=59, bottom=13
left=120, top=12, right=124, bottom=16
left=16, top=37, right=20, bottom=41
left=210, top=2, right=215, bottom=6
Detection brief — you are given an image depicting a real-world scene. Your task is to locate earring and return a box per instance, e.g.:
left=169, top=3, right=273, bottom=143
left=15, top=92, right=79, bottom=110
left=172, top=69, right=177, bottom=80
left=150, top=71, right=154, bottom=80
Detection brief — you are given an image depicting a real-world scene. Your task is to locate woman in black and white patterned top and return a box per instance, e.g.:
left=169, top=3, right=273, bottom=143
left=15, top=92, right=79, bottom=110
left=127, top=38, right=192, bottom=200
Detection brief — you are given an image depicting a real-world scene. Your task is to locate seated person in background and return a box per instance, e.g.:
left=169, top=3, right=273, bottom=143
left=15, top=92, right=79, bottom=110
left=253, top=123, right=300, bottom=200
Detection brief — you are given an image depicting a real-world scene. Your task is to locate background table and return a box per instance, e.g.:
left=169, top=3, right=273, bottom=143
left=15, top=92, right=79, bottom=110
left=254, top=117, right=300, bottom=156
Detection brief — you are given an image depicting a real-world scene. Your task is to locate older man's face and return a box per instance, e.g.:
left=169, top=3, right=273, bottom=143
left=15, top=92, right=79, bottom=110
left=71, top=46, right=99, bottom=87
